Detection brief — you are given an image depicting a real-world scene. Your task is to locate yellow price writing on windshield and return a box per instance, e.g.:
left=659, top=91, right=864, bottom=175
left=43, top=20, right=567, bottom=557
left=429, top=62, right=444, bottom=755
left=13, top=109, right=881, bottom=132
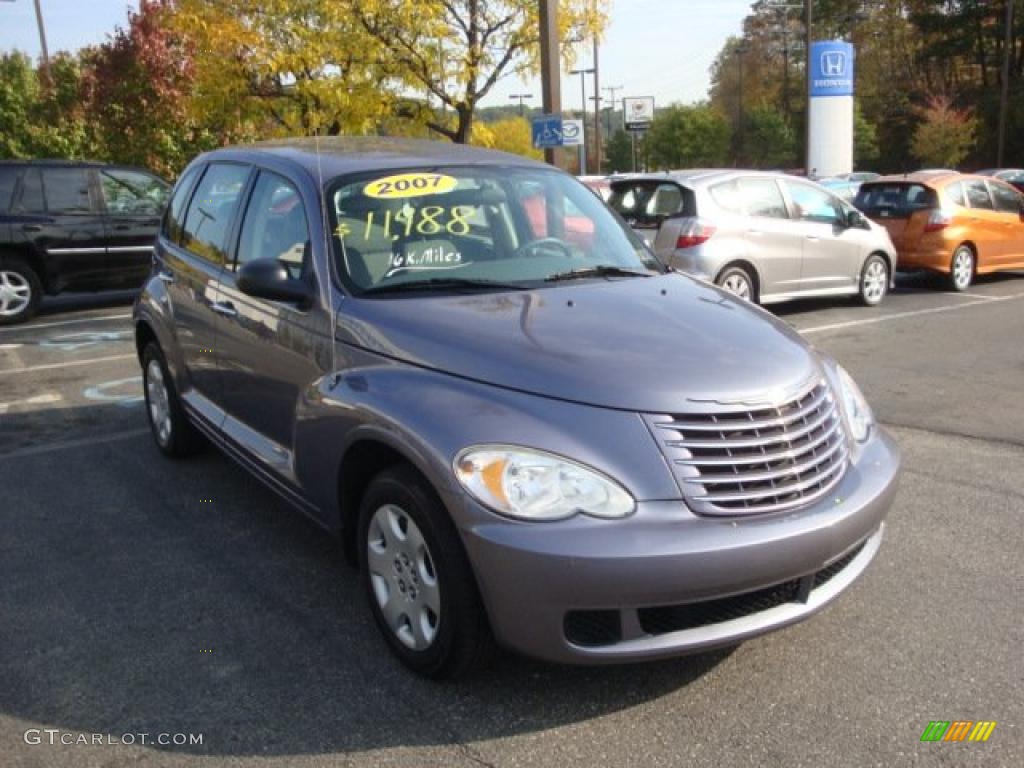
left=364, top=173, right=458, bottom=199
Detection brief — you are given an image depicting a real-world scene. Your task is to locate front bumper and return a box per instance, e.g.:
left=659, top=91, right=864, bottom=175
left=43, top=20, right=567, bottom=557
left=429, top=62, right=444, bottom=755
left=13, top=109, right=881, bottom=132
left=459, top=428, right=900, bottom=664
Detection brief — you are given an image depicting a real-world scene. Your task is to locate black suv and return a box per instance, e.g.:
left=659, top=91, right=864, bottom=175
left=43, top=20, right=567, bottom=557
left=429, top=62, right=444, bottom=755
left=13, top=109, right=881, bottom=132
left=0, top=160, right=170, bottom=324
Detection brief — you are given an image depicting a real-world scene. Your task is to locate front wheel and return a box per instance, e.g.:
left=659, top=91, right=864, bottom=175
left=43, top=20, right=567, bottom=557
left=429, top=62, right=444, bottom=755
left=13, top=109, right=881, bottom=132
left=142, top=343, right=204, bottom=458
left=716, top=265, right=757, bottom=303
left=948, top=246, right=974, bottom=292
left=858, top=255, right=889, bottom=306
left=0, top=259, right=42, bottom=325
left=358, top=465, right=492, bottom=678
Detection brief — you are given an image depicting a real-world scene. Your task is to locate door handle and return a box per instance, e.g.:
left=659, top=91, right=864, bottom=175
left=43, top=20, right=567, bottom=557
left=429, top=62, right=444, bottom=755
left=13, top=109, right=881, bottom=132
left=746, top=229, right=763, bottom=236
left=157, top=271, right=175, bottom=284
left=805, top=235, right=821, bottom=242
left=211, top=301, right=238, bottom=317
left=114, top=224, right=132, bottom=231
left=21, top=224, right=43, bottom=232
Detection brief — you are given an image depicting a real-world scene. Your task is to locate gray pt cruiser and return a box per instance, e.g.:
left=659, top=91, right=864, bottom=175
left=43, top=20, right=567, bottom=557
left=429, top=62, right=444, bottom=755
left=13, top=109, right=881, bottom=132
left=134, top=138, right=900, bottom=678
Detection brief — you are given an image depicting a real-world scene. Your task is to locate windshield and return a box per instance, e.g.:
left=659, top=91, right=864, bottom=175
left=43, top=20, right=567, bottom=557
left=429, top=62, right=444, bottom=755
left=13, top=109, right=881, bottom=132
left=328, top=166, right=662, bottom=295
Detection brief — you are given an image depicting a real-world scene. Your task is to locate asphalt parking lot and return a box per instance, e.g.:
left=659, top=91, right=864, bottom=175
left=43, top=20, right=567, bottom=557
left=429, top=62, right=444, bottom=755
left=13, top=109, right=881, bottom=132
left=2, top=274, right=1022, bottom=767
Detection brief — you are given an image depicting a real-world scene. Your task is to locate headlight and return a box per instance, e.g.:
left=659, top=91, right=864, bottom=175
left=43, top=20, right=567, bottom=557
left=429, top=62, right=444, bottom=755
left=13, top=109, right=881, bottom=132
left=453, top=446, right=636, bottom=521
left=835, top=365, right=874, bottom=442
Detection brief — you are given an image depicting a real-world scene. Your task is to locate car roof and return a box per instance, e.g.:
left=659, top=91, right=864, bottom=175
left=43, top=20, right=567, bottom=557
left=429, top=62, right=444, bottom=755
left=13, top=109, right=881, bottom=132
left=609, top=169, right=803, bottom=188
left=868, top=171, right=962, bottom=187
left=0, top=158, right=108, bottom=168
left=194, top=137, right=549, bottom=179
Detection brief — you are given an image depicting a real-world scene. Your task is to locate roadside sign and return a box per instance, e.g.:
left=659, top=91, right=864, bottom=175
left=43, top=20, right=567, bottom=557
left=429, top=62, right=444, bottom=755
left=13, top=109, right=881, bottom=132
left=532, top=115, right=563, bottom=148
left=623, top=96, right=655, bottom=131
left=561, top=119, right=584, bottom=147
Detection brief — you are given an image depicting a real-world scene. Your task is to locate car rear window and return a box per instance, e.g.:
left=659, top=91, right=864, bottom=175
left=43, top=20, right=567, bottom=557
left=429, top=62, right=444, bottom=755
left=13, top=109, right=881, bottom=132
left=854, top=183, right=936, bottom=219
left=0, top=167, right=18, bottom=213
left=607, top=181, right=696, bottom=226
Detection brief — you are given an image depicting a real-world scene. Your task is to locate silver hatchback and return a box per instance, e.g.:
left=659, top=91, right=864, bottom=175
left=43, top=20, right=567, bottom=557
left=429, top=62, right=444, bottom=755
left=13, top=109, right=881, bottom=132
left=608, top=171, right=898, bottom=305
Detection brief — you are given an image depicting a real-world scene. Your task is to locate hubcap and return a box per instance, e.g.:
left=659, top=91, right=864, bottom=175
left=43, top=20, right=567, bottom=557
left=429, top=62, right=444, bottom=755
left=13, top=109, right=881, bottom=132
left=863, top=260, right=887, bottom=303
left=0, top=271, right=31, bottom=317
left=145, top=359, right=172, bottom=446
left=722, top=273, right=751, bottom=300
left=366, top=504, right=440, bottom=651
left=953, top=250, right=972, bottom=289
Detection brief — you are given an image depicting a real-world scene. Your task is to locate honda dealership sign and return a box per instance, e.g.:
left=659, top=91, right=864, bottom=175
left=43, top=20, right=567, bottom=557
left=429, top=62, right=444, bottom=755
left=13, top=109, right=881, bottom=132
left=808, top=41, right=855, bottom=177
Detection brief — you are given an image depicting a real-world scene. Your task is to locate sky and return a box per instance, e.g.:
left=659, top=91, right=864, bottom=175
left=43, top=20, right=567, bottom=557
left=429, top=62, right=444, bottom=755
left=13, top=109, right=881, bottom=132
left=0, top=0, right=753, bottom=111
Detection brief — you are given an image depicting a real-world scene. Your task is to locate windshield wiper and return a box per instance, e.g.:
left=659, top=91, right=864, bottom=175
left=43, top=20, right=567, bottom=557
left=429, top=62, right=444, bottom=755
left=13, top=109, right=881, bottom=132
left=544, top=265, right=655, bottom=282
left=361, top=277, right=529, bottom=295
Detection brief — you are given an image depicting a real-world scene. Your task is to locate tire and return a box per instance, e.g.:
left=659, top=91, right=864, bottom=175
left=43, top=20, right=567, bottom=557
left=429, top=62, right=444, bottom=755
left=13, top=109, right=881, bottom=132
left=358, top=464, right=493, bottom=679
left=948, top=245, right=974, bottom=292
left=142, top=342, right=204, bottom=458
left=0, top=258, right=42, bottom=326
left=715, top=265, right=757, bottom=303
left=858, top=254, right=889, bottom=306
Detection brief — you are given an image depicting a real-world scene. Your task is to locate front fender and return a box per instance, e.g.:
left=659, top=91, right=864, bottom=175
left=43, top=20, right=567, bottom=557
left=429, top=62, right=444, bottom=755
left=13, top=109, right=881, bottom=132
left=293, top=346, right=682, bottom=532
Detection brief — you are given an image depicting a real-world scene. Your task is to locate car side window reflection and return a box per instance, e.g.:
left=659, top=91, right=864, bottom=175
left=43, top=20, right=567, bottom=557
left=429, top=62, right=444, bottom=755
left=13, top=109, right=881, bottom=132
left=786, top=182, right=842, bottom=224
left=964, top=180, right=994, bottom=210
left=988, top=181, right=1022, bottom=214
left=739, top=178, right=789, bottom=219
left=180, top=163, right=251, bottom=266
left=236, top=171, right=311, bottom=278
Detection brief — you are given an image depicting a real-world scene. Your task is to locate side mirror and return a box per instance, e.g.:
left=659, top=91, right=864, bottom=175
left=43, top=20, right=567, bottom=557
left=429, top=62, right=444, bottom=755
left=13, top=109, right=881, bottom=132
left=237, top=259, right=314, bottom=307
left=846, top=209, right=868, bottom=229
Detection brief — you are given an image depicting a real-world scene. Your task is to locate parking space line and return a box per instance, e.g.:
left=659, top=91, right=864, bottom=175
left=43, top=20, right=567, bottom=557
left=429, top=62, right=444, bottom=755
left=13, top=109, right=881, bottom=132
left=948, top=291, right=1002, bottom=300
left=0, top=354, right=136, bottom=376
left=0, top=428, right=149, bottom=460
left=0, top=313, right=132, bottom=333
left=0, top=393, right=62, bottom=414
left=800, top=292, right=1024, bottom=335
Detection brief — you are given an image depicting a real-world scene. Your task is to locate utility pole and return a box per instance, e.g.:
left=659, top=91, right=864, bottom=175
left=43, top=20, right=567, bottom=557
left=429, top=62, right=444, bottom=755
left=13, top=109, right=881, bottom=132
left=602, top=85, right=622, bottom=138
left=997, top=0, right=1014, bottom=167
left=538, top=0, right=562, bottom=166
left=570, top=67, right=595, bottom=173
left=592, top=35, right=601, bottom=174
left=509, top=93, right=534, bottom=118
left=805, top=0, right=813, bottom=175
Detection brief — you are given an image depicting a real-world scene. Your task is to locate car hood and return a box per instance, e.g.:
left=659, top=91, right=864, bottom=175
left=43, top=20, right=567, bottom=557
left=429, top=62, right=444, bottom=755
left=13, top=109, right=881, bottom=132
left=337, top=273, right=822, bottom=412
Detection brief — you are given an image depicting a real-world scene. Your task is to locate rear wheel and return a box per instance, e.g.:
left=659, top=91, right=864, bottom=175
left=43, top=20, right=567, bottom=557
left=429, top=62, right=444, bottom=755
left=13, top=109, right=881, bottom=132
left=949, top=245, right=974, bottom=292
left=716, top=265, right=757, bottom=303
left=358, top=465, right=493, bottom=678
left=142, top=343, right=204, bottom=457
left=858, top=255, right=889, bottom=306
left=0, top=259, right=42, bottom=326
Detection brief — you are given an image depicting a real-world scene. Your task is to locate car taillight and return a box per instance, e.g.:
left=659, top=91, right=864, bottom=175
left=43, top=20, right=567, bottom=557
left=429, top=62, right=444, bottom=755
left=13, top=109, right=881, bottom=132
left=676, top=221, right=716, bottom=249
left=923, top=209, right=952, bottom=232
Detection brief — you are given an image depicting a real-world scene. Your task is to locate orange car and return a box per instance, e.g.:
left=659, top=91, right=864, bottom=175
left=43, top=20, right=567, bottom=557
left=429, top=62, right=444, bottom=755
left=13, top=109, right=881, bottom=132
left=854, top=172, right=1024, bottom=290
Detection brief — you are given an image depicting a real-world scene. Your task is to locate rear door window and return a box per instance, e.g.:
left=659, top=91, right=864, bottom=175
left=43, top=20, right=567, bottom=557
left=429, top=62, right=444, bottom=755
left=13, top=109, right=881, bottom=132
left=988, top=181, right=1022, bottom=214
left=14, top=168, right=46, bottom=214
left=739, top=177, right=789, bottom=219
left=180, top=163, right=251, bottom=265
left=0, top=167, right=19, bottom=213
left=944, top=182, right=966, bottom=207
left=163, top=165, right=203, bottom=244
left=964, top=180, right=994, bottom=210
left=41, top=168, right=96, bottom=214
left=854, top=183, right=935, bottom=219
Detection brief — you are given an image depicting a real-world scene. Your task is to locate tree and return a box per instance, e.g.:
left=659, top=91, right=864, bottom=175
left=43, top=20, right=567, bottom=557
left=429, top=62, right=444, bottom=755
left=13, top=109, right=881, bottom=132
left=646, top=104, right=731, bottom=170
left=471, top=117, right=542, bottom=160
left=910, top=96, right=978, bottom=168
left=81, top=0, right=210, bottom=176
left=741, top=105, right=795, bottom=168
left=604, top=129, right=633, bottom=173
left=854, top=104, right=880, bottom=169
left=174, top=0, right=394, bottom=139
left=354, top=0, right=609, bottom=143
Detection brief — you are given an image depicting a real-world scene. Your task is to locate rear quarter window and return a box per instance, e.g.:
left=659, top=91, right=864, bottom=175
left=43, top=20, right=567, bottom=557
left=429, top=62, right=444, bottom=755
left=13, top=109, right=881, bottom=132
left=854, top=183, right=935, bottom=218
left=608, top=181, right=696, bottom=225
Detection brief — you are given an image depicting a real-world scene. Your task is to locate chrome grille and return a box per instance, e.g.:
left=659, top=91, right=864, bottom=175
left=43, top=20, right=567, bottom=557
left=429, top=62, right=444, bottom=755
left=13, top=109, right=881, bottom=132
left=645, top=380, right=849, bottom=516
